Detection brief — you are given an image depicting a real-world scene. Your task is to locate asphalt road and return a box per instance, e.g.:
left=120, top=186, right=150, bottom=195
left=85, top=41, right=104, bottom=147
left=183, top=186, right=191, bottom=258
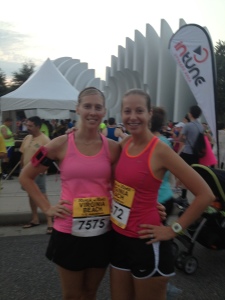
left=0, top=231, right=225, bottom=300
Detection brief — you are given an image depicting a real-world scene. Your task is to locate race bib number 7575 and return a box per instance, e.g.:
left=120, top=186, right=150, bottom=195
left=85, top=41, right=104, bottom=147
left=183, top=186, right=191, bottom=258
left=72, top=197, right=110, bottom=237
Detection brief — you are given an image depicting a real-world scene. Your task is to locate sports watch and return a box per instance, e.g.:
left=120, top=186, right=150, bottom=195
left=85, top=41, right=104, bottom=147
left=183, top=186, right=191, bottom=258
left=171, top=222, right=184, bottom=235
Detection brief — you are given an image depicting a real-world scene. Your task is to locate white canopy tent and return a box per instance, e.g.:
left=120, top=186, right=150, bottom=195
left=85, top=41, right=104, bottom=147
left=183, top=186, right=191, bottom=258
left=0, top=58, right=79, bottom=120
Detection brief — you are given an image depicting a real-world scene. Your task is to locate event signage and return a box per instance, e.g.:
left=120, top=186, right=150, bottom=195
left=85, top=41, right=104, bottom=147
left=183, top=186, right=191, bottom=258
left=168, top=24, right=217, bottom=141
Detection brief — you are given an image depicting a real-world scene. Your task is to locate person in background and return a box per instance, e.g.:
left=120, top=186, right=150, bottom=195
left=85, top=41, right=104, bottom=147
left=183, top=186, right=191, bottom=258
left=110, top=89, right=214, bottom=300
left=172, top=115, right=190, bottom=154
left=202, top=122, right=213, bottom=146
left=72, top=120, right=77, bottom=128
left=67, top=118, right=74, bottom=129
left=175, top=105, right=204, bottom=207
left=0, top=135, right=7, bottom=188
left=21, top=118, right=28, bottom=131
left=161, top=123, right=173, bottom=139
left=45, top=120, right=53, bottom=138
left=167, top=120, right=173, bottom=130
left=102, top=117, right=127, bottom=141
left=0, top=135, right=7, bottom=159
left=151, top=107, right=175, bottom=216
left=117, top=123, right=129, bottom=142
left=151, top=106, right=182, bottom=299
left=171, top=122, right=185, bottom=153
left=183, top=113, right=190, bottom=123
left=195, top=122, right=217, bottom=168
left=52, top=120, right=67, bottom=137
left=0, top=117, right=16, bottom=179
left=51, top=119, right=59, bottom=130
left=99, top=119, right=108, bottom=132
left=41, top=119, right=50, bottom=137
left=20, top=116, right=53, bottom=234
left=216, top=122, right=225, bottom=169
left=16, top=120, right=23, bottom=132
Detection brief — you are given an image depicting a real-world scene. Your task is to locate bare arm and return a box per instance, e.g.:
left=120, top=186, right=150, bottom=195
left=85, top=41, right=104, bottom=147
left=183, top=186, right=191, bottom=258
left=115, top=128, right=127, bottom=139
left=107, top=139, right=121, bottom=185
left=102, top=128, right=108, bottom=137
left=1, top=127, right=13, bottom=139
left=0, top=152, right=7, bottom=159
left=20, top=153, right=24, bottom=169
left=138, top=142, right=215, bottom=243
left=19, top=135, right=71, bottom=218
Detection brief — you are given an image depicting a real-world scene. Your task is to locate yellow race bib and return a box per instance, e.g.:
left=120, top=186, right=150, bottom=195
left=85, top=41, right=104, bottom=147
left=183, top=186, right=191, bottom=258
left=72, top=197, right=110, bottom=237
left=111, top=181, right=135, bottom=229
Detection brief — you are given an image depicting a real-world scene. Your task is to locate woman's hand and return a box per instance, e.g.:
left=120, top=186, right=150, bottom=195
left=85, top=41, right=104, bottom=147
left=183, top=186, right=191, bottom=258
left=138, top=224, right=176, bottom=244
left=45, top=200, right=72, bottom=218
left=157, top=203, right=167, bottom=221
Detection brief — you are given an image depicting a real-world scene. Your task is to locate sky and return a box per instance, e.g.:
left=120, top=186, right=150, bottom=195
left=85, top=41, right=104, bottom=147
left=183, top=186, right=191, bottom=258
left=0, top=0, right=225, bottom=80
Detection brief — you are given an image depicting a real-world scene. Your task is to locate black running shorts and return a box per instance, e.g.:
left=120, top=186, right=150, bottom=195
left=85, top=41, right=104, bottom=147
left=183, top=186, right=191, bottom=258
left=46, top=229, right=112, bottom=271
left=110, top=230, right=175, bottom=279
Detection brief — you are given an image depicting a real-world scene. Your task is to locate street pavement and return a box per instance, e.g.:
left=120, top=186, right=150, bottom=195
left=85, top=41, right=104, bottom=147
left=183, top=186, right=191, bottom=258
left=0, top=175, right=225, bottom=299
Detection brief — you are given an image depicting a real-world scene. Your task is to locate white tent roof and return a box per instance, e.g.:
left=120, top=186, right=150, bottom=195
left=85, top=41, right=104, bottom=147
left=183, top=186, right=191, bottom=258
left=1, top=58, right=79, bottom=115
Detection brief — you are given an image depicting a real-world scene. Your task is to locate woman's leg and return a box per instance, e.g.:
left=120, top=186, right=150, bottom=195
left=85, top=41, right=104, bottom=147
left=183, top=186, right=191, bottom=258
left=133, top=276, right=169, bottom=300
left=83, top=268, right=107, bottom=300
left=110, top=267, right=134, bottom=300
left=58, top=266, right=85, bottom=300
left=57, top=266, right=107, bottom=300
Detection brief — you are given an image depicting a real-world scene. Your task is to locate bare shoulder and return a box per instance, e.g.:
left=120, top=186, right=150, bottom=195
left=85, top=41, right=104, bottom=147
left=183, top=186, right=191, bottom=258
left=107, top=138, right=120, bottom=152
left=45, top=135, right=68, bottom=159
left=107, top=138, right=121, bottom=164
left=151, top=139, right=180, bottom=170
left=154, top=139, right=179, bottom=162
left=155, top=138, right=173, bottom=152
left=119, top=135, right=131, bottom=148
left=102, top=128, right=107, bottom=136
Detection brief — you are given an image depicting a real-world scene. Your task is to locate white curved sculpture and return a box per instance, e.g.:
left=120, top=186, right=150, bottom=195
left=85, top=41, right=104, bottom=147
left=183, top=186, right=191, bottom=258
left=53, top=18, right=208, bottom=123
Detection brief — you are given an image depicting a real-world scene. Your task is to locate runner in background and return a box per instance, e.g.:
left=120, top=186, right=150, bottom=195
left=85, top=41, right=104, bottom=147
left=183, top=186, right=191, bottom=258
left=0, top=117, right=16, bottom=179
left=102, top=117, right=127, bottom=141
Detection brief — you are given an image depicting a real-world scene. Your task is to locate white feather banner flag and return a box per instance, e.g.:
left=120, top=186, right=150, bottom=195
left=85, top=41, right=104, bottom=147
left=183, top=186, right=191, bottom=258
left=169, top=24, right=217, bottom=141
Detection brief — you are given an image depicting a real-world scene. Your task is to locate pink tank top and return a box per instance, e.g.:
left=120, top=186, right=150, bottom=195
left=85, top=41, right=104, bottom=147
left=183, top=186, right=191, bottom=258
left=54, top=133, right=112, bottom=234
left=111, top=136, right=162, bottom=238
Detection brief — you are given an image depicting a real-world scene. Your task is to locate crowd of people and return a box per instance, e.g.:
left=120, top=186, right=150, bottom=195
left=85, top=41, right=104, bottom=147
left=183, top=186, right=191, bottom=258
left=16, top=118, right=77, bottom=139
left=0, top=118, right=78, bottom=182
left=16, top=87, right=216, bottom=300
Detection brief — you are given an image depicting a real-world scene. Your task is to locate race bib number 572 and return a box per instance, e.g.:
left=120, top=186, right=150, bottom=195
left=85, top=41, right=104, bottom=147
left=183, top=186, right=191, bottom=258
left=111, top=181, right=135, bottom=229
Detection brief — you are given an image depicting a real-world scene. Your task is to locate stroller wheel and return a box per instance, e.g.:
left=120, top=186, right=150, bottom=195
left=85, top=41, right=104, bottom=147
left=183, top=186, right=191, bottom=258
left=183, top=256, right=198, bottom=275
left=175, top=251, right=188, bottom=270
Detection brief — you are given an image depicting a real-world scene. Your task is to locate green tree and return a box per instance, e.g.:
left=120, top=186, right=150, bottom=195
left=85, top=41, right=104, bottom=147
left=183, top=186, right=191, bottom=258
left=10, top=61, right=35, bottom=91
left=0, top=68, right=9, bottom=96
left=215, top=40, right=225, bottom=121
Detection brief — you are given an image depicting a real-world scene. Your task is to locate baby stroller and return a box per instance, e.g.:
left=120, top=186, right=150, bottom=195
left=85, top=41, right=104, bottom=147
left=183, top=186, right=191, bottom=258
left=173, top=164, right=225, bottom=275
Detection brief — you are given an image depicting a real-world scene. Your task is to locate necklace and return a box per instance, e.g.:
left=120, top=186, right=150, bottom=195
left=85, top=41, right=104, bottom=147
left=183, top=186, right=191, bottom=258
left=82, top=140, right=97, bottom=145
